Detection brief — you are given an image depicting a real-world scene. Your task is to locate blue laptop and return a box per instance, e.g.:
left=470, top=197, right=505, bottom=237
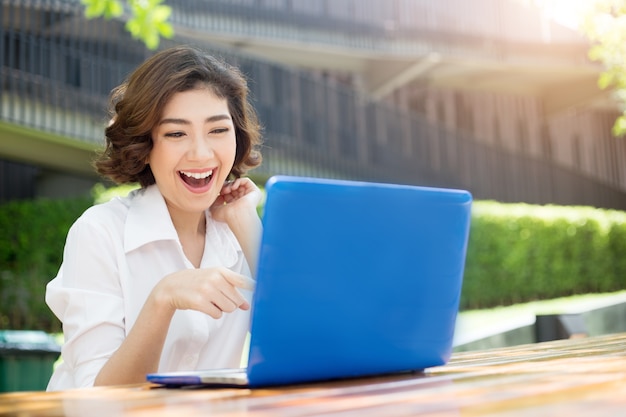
left=147, top=175, right=472, bottom=387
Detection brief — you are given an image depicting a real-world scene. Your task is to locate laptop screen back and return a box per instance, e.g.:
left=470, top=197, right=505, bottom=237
left=246, top=176, right=472, bottom=387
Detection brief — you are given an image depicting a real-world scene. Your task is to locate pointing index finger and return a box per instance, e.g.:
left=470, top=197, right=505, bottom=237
left=222, top=268, right=256, bottom=291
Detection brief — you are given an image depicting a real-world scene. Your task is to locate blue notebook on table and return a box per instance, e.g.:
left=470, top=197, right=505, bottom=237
left=147, top=175, right=472, bottom=388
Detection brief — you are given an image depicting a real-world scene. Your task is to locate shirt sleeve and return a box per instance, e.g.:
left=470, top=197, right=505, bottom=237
left=46, top=214, right=126, bottom=390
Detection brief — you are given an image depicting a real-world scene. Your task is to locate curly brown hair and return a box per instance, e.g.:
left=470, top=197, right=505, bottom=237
left=94, top=45, right=262, bottom=187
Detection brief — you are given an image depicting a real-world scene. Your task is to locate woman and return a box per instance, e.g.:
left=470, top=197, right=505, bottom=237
left=46, top=45, right=263, bottom=390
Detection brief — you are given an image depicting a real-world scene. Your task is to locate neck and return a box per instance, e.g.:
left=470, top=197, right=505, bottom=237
left=166, top=204, right=206, bottom=238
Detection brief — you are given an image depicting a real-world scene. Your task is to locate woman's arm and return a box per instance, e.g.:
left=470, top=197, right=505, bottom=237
left=94, top=267, right=255, bottom=386
left=211, top=178, right=263, bottom=275
left=93, top=289, right=172, bottom=386
left=222, top=204, right=262, bottom=276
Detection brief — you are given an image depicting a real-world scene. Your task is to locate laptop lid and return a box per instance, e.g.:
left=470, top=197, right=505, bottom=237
left=245, top=175, right=472, bottom=387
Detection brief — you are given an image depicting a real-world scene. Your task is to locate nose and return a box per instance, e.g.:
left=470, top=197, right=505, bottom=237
left=188, top=134, right=214, bottom=160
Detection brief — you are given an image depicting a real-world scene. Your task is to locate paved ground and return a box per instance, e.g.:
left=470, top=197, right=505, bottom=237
left=453, top=290, right=626, bottom=348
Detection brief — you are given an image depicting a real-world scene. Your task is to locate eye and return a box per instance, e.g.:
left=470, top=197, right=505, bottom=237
left=210, top=127, right=230, bottom=135
left=164, top=131, right=186, bottom=138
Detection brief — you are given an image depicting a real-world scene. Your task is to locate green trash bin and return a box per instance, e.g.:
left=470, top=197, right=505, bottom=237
left=0, top=330, right=61, bottom=392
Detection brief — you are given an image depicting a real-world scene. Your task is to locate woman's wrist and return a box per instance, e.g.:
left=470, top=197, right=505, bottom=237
left=150, top=277, right=178, bottom=317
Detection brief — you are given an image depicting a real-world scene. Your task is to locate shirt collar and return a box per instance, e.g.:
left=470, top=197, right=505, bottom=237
left=124, top=185, right=180, bottom=253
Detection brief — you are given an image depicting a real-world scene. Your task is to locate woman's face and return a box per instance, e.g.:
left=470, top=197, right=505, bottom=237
left=148, top=87, right=236, bottom=216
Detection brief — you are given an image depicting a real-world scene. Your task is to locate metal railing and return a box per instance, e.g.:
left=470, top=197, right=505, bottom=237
left=1, top=0, right=625, bottom=209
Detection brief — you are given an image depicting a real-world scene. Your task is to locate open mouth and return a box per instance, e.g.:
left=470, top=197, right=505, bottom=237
left=179, top=170, right=213, bottom=188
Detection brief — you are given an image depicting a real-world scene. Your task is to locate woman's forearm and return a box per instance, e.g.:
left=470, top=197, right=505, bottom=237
left=227, top=209, right=263, bottom=277
left=94, top=290, right=174, bottom=386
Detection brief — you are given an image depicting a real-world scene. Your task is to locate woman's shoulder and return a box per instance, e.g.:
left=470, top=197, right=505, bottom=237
left=72, top=188, right=140, bottom=231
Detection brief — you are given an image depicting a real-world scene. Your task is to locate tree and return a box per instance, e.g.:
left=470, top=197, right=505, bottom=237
left=580, top=0, right=626, bottom=136
left=81, top=0, right=174, bottom=50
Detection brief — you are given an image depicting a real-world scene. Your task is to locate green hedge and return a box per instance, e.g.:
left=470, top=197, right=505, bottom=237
left=0, top=196, right=92, bottom=332
left=1, top=190, right=626, bottom=332
left=461, top=201, right=626, bottom=309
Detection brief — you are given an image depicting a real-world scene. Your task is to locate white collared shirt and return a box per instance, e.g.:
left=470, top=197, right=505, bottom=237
left=45, top=185, right=252, bottom=390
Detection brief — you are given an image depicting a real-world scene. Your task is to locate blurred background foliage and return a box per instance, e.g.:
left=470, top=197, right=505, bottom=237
left=463, top=201, right=626, bottom=309
left=81, top=0, right=174, bottom=49
left=580, top=0, right=626, bottom=135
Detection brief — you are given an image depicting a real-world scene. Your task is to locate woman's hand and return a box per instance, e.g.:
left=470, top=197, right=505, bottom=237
left=153, top=267, right=255, bottom=319
left=210, top=177, right=262, bottom=224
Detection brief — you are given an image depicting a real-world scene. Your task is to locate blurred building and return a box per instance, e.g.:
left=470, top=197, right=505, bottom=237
left=2, top=0, right=626, bottom=209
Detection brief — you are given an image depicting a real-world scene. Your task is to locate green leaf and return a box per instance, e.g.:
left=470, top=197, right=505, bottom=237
left=611, top=114, right=626, bottom=136
left=81, top=0, right=106, bottom=18
left=156, top=21, right=175, bottom=38
left=151, top=5, right=172, bottom=22
left=144, top=32, right=160, bottom=50
left=81, top=0, right=123, bottom=19
left=103, top=0, right=124, bottom=18
left=598, top=72, right=614, bottom=89
left=125, top=18, right=141, bottom=37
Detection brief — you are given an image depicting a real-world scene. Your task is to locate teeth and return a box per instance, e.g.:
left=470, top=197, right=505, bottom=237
left=180, top=170, right=213, bottom=179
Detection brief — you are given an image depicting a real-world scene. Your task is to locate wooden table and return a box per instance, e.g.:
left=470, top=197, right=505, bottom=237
left=1, top=333, right=625, bottom=416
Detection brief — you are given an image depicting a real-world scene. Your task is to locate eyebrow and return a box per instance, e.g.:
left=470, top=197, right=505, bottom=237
left=158, top=114, right=232, bottom=125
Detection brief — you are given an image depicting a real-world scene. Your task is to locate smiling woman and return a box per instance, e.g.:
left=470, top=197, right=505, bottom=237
left=44, top=46, right=264, bottom=390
